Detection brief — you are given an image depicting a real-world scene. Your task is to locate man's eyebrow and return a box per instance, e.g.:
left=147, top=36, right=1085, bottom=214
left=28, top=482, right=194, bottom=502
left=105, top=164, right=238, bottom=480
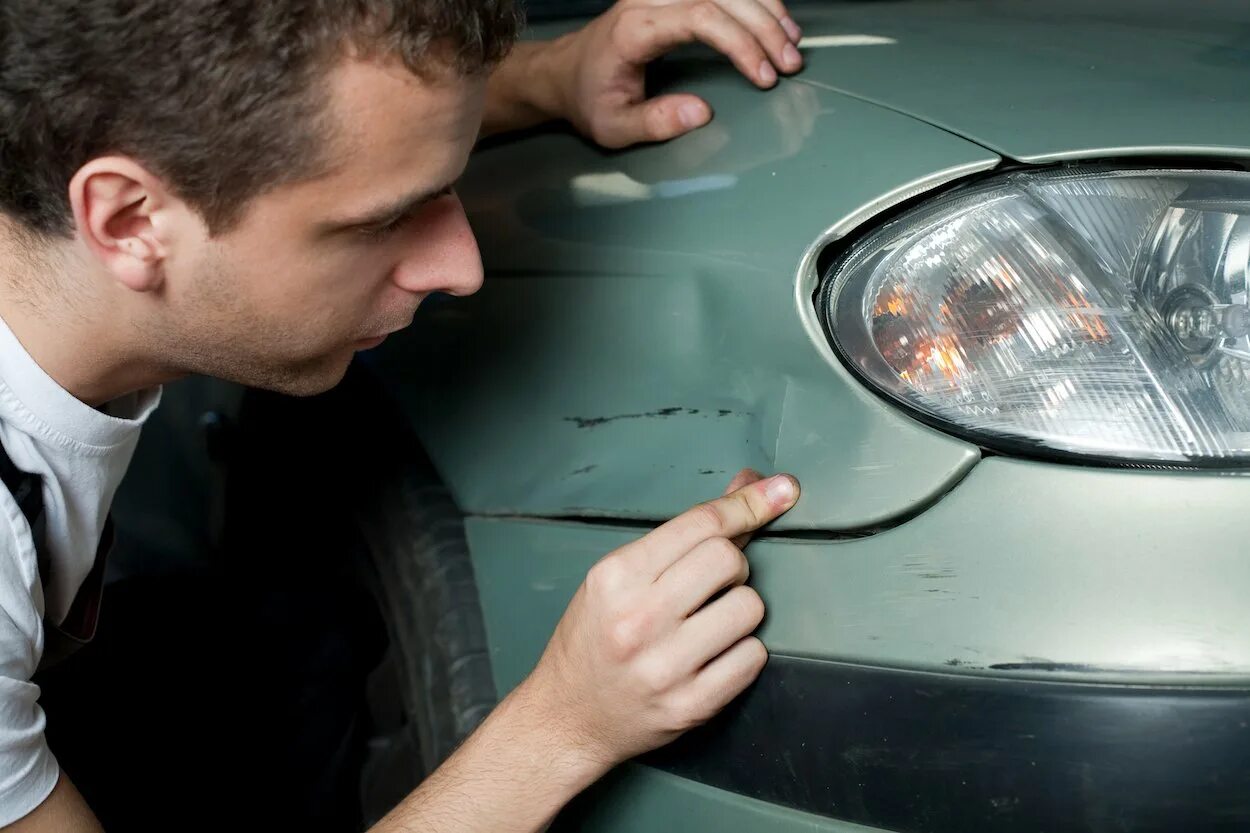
left=322, top=180, right=457, bottom=233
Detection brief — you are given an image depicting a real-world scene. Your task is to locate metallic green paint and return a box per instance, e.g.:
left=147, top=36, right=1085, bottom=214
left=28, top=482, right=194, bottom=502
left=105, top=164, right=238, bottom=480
left=372, top=81, right=997, bottom=530
left=470, top=459, right=1250, bottom=691
left=785, top=0, right=1250, bottom=163
left=553, top=765, right=888, bottom=833
left=364, top=1, right=1250, bottom=825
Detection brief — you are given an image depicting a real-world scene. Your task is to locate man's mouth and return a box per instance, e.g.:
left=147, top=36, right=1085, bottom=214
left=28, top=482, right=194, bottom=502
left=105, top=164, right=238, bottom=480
left=355, top=308, right=420, bottom=350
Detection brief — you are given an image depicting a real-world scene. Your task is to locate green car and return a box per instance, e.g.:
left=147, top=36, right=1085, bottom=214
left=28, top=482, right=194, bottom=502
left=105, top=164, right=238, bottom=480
left=360, top=0, right=1250, bottom=830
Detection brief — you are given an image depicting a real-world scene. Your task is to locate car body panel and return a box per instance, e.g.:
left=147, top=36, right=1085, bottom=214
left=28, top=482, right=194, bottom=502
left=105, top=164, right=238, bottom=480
left=785, top=0, right=1250, bottom=163
left=469, top=459, right=1250, bottom=691
left=552, top=765, right=888, bottom=833
left=365, top=1, right=1250, bottom=826
left=373, top=82, right=997, bottom=531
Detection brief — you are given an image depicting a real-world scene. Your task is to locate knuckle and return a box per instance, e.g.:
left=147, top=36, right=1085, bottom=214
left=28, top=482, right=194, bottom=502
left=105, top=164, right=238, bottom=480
left=744, top=635, right=768, bottom=667
left=741, top=637, right=769, bottom=679
left=734, top=491, right=765, bottom=528
left=636, top=655, right=679, bottom=695
left=731, top=585, right=766, bottom=625
left=768, top=24, right=791, bottom=51
left=723, top=638, right=769, bottom=691
left=606, top=609, right=654, bottom=660
left=611, top=11, right=643, bottom=47
left=618, top=6, right=652, bottom=28
left=641, top=107, right=671, bottom=141
left=585, top=554, right=627, bottom=595
left=690, top=502, right=728, bottom=535
left=709, top=537, right=745, bottom=577
left=689, top=0, right=722, bottom=27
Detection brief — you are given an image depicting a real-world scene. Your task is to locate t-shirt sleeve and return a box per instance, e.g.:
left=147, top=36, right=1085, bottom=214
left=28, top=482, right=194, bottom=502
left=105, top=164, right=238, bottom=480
left=0, top=505, right=59, bottom=825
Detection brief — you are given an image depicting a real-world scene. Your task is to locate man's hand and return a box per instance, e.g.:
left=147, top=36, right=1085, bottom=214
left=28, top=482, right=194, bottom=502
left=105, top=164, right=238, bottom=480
left=374, top=470, right=798, bottom=832
left=516, top=469, right=799, bottom=768
left=481, top=0, right=804, bottom=146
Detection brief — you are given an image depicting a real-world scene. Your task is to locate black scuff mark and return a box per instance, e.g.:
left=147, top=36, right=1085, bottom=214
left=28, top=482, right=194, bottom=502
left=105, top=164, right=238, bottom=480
left=985, top=662, right=1219, bottom=675
left=944, top=659, right=984, bottom=669
left=564, top=407, right=700, bottom=429
left=569, top=464, right=598, bottom=476
left=989, top=662, right=1101, bottom=673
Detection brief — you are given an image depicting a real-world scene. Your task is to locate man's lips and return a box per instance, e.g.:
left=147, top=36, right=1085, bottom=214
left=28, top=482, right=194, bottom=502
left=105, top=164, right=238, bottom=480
left=354, top=307, right=420, bottom=349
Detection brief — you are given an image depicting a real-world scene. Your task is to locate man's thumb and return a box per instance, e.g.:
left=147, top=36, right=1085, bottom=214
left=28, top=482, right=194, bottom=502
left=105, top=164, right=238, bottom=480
left=603, top=94, right=711, bottom=147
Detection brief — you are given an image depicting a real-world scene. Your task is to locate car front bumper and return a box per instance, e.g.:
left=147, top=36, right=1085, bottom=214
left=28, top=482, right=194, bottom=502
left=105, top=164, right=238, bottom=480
left=470, top=457, right=1250, bottom=831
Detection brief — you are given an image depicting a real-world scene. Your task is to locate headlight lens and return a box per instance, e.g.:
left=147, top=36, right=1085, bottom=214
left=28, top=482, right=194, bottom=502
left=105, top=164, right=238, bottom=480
left=822, top=168, right=1250, bottom=464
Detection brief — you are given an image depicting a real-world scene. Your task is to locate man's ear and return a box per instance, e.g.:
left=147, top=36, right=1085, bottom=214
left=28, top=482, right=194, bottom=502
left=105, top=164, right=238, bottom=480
left=68, top=156, right=180, bottom=292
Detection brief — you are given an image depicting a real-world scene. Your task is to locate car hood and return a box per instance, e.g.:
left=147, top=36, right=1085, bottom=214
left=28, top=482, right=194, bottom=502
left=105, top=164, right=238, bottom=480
left=788, top=0, right=1250, bottom=162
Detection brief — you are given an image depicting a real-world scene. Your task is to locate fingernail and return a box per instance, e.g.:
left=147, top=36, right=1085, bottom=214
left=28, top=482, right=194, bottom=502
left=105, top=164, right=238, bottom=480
left=759, top=60, right=777, bottom=86
left=764, top=475, right=797, bottom=505
left=678, top=101, right=708, bottom=128
left=781, top=16, right=802, bottom=43
left=782, top=43, right=801, bottom=71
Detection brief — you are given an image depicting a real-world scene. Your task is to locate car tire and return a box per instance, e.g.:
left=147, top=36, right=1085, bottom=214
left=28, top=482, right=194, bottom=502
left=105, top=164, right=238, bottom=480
left=354, top=451, right=499, bottom=824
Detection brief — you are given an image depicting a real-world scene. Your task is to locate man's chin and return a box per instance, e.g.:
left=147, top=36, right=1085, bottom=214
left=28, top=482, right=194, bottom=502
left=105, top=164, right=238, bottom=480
left=221, top=352, right=354, bottom=397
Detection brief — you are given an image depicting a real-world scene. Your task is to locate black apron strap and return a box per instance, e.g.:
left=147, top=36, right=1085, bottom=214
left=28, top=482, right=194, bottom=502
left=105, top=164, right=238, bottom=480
left=0, top=437, right=110, bottom=670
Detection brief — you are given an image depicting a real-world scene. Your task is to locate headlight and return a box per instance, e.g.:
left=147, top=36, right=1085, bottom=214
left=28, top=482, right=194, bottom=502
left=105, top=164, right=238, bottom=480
left=822, top=167, right=1250, bottom=464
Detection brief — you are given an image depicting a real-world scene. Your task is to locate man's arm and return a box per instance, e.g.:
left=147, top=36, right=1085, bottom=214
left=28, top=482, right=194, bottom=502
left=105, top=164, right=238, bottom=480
left=371, top=471, right=799, bottom=832
left=369, top=677, right=601, bottom=832
left=481, top=0, right=804, bottom=147
left=4, top=774, right=102, bottom=832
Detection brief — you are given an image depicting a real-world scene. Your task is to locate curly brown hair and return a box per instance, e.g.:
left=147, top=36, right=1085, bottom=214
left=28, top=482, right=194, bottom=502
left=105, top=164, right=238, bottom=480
left=0, top=0, right=521, bottom=238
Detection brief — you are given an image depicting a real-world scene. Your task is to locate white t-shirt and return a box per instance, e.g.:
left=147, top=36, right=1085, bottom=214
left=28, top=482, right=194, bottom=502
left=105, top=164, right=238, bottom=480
left=0, top=315, right=159, bottom=824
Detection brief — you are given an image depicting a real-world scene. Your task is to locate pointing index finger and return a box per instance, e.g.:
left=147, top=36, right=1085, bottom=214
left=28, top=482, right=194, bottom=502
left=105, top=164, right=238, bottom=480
left=723, top=467, right=763, bottom=548
left=639, top=474, right=799, bottom=574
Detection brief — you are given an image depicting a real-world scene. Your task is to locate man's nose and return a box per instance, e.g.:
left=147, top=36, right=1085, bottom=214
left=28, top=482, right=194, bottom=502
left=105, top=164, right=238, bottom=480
left=392, top=192, right=484, bottom=297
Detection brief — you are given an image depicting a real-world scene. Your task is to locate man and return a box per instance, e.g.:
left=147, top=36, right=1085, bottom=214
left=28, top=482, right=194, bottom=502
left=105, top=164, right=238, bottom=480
left=0, top=0, right=803, bottom=829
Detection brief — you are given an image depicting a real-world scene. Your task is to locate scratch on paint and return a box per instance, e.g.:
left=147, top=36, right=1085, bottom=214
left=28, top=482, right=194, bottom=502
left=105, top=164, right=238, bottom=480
left=563, top=407, right=699, bottom=429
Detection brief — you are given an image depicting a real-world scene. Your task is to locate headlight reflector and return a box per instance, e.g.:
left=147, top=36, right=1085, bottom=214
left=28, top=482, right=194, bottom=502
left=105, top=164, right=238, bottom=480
left=822, top=168, right=1250, bottom=463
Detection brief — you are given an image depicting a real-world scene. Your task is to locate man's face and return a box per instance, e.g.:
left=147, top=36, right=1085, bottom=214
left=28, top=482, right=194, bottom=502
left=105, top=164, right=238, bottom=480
left=155, top=55, right=486, bottom=395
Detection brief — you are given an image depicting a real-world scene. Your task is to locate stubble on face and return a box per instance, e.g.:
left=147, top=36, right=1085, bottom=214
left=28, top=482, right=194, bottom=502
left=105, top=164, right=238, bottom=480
left=153, top=244, right=358, bottom=396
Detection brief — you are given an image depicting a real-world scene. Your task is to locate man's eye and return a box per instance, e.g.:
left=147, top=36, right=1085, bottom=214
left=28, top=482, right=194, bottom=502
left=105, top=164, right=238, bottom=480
left=359, top=215, right=408, bottom=240
left=355, top=187, right=455, bottom=241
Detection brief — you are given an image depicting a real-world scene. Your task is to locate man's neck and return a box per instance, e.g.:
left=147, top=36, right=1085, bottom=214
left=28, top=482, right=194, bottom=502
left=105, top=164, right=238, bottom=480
left=0, top=233, right=175, bottom=407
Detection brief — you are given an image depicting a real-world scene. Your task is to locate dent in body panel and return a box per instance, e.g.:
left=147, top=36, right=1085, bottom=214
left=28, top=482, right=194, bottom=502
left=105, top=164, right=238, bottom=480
left=371, top=78, right=997, bottom=531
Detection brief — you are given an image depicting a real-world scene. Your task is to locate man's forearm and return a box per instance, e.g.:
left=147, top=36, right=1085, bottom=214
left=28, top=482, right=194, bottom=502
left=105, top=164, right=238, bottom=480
left=370, top=676, right=608, bottom=833
left=480, top=40, right=572, bottom=139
